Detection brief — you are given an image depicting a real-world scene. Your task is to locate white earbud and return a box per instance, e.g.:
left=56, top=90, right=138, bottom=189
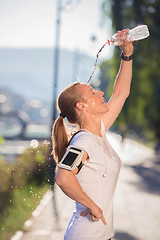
left=83, top=103, right=88, bottom=107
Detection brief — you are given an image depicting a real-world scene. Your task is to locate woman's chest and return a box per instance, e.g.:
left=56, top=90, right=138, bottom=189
left=81, top=137, right=121, bottom=177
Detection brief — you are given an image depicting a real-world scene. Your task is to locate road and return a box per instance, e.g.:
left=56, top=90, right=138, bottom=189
left=11, top=132, right=160, bottom=240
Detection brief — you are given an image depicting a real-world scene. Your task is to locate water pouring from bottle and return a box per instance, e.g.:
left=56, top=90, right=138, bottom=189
left=87, top=25, right=150, bottom=84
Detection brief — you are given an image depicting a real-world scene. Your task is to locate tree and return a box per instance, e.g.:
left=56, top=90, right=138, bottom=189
left=100, top=0, right=160, bottom=142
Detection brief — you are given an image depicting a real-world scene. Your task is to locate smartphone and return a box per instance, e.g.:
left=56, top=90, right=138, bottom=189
left=58, top=146, right=84, bottom=171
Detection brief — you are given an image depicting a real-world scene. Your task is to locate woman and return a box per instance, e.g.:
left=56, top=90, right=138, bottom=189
left=52, top=29, right=133, bottom=240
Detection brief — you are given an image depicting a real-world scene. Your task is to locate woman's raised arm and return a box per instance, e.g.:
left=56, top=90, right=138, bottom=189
left=102, top=29, right=134, bottom=131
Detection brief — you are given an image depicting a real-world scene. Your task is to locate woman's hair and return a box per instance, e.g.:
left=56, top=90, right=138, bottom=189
left=52, top=82, right=83, bottom=163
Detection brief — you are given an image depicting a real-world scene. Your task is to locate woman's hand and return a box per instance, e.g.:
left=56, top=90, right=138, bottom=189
left=56, top=168, right=107, bottom=225
left=80, top=204, right=107, bottom=225
left=116, top=29, right=134, bottom=56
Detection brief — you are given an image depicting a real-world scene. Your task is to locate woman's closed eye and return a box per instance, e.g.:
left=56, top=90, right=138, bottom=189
left=92, top=90, right=97, bottom=95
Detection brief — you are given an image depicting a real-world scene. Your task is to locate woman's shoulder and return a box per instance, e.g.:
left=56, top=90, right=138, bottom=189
left=70, top=130, right=93, bottom=144
left=70, top=131, right=96, bottom=158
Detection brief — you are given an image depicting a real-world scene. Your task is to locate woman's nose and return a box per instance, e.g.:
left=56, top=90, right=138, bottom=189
left=99, top=91, right=104, bottom=97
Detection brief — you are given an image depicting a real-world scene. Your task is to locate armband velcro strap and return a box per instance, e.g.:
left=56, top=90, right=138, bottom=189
left=76, top=161, right=84, bottom=174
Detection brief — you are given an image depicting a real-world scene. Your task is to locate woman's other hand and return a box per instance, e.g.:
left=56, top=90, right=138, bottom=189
left=80, top=205, right=107, bottom=225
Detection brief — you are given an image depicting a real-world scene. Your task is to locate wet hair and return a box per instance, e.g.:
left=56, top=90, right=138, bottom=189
left=52, top=82, right=83, bottom=163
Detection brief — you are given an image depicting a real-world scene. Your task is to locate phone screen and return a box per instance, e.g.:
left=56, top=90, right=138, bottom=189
left=62, top=152, right=79, bottom=166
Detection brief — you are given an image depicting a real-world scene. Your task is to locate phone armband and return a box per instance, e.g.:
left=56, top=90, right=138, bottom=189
left=58, top=145, right=84, bottom=171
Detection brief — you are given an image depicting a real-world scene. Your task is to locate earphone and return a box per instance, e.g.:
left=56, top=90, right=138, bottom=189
left=83, top=103, right=88, bottom=107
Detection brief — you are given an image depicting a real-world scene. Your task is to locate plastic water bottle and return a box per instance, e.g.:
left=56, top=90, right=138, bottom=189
left=87, top=25, right=150, bottom=83
left=109, top=25, right=150, bottom=46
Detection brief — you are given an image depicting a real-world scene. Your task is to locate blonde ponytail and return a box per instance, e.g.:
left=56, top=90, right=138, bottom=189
left=52, top=116, right=69, bottom=163
left=52, top=82, right=82, bottom=163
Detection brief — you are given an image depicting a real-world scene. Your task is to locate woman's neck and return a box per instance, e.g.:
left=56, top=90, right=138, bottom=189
left=80, top=116, right=102, bottom=137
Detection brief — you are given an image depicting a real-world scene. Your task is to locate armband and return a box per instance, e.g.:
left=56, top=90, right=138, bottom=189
left=58, top=145, right=84, bottom=172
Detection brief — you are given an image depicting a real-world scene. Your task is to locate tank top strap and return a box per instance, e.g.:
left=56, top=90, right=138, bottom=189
left=69, top=129, right=87, bottom=145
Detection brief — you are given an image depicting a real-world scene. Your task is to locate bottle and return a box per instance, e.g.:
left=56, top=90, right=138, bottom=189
left=87, top=25, right=149, bottom=83
left=109, top=25, right=150, bottom=46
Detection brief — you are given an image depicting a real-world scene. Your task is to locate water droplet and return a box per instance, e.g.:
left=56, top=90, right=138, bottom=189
left=30, top=139, right=39, bottom=148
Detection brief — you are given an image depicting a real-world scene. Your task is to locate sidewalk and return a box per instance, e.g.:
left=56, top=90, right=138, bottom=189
left=12, top=133, right=160, bottom=240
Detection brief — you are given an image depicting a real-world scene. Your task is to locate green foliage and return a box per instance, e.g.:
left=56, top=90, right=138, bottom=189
left=0, top=136, right=5, bottom=145
left=0, top=162, right=13, bottom=213
left=11, top=141, right=55, bottom=188
left=0, top=141, right=55, bottom=240
left=0, top=183, right=49, bottom=240
left=101, top=0, right=160, bottom=142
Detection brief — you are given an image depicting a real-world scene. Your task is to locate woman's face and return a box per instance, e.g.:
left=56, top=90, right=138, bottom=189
left=78, top=84, right=109, bottom=115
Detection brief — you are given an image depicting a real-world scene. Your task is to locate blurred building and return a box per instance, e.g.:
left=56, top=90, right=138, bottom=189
left=0, top=88, right=51, bottom=140
left=0, top=88, right=25, bottom=113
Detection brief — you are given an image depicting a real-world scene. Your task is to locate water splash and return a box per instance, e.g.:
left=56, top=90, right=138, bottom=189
left=87, top=40, right=110, bottom=84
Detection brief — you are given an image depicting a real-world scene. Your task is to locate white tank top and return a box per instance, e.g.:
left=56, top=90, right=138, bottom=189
left=64, top=122, right=121, bottom=240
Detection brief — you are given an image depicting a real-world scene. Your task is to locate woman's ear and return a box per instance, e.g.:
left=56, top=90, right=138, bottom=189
left=76, top=102, right=84, bottom=110
left=76, top=102, right=88, bottom=111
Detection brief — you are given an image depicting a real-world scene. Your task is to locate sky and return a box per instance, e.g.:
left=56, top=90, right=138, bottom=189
left=0, top=0, right=113, bottom=57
